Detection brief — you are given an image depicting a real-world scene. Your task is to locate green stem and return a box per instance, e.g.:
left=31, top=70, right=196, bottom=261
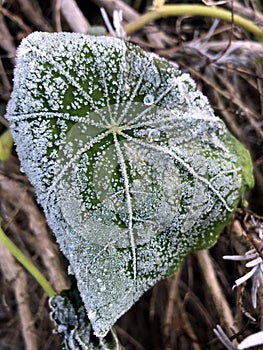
left=0, top=226, right=56, bottom=297
left=124, top=4, right=263, bottom=41
left=0, top=129, right=13, bottom=161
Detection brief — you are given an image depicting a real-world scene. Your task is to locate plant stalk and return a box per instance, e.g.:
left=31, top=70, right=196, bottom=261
left=0, top=129, right=13, bottom=161
left=124, top=4, right=263, bottom=41
left=0, top=226, right=56, bottom=297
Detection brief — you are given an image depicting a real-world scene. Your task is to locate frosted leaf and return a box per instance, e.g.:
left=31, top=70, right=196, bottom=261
left=49, top=284, right=120, bottom=349
left=6, top=32, right=254, bottom=337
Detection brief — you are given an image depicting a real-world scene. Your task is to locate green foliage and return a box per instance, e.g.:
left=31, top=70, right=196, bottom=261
left=6, top=32, right=254, bottom=337
left=50, top=280, right=120, bottom=350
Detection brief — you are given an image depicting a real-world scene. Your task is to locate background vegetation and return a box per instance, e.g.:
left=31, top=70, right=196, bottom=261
left=0, top=0, right=262, bottom=349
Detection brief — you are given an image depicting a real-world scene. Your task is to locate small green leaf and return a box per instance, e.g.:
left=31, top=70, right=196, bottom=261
left=6, top=32, right=253, bottom=337
left=49, top=280, right=120, bottom=350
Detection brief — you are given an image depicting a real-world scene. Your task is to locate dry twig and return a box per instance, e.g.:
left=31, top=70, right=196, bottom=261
left=0, top=59, right=11, bottom=101
left=60, top=0, right=90, bottom=33
left=164, top=269, right=201, bottom=350
left=91, top=0, right=173, bottom=48
left=195, top=250, right=237, bottom=335
left=0, top=5, right=31, bottom=34
left=0, top=13, right=16, bottom=63
left=227, top=1, right=263, bottom=26
left=16, top=0, right=53, bottom=31
left=54, top=0, right=62, bottom=32
left=186, top=40, right=263, bottom=66
left=0, top=173, right=70, bottom=292
left=0, top=243, right=39, bottom=350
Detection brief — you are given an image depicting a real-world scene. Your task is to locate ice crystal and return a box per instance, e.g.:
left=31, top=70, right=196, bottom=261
left=6, top=32, right=254, bottom=337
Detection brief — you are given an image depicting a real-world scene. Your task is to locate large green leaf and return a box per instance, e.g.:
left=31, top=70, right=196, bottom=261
left=6, top=32, right=253, bottom=337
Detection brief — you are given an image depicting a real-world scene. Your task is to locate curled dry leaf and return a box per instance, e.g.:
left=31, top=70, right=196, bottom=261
left=6, top=32, right=254, bottom=336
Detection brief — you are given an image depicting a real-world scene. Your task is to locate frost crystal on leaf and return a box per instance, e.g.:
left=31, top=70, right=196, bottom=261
left=6, top=32, right=254, bottom=337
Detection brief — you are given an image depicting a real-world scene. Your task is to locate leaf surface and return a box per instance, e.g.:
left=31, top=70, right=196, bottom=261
left=6, top=32, right=254, bottom=336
